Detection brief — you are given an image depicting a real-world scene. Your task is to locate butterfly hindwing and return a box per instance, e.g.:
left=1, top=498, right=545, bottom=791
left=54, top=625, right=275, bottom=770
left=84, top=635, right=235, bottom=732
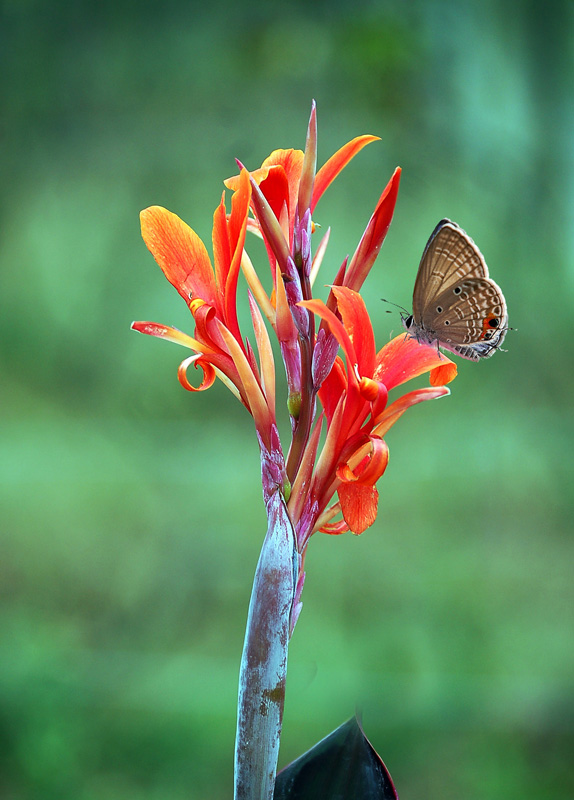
left=424, top=277, right=507, bottom=345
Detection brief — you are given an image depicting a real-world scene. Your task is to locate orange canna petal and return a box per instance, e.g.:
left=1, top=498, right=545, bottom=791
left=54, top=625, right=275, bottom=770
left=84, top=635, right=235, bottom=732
left=430, top=361, right=458, bottom=386
left=260, top=149, right=304, bottom=225
left=319, top=519, right=350, bottom=536
left=140, top=206, right=218, bottom=308
left=374, top=333, right=457, bottom=391
left=311, top=135, right=380, bottom=212
left=337, top=434, right=389, bottom=487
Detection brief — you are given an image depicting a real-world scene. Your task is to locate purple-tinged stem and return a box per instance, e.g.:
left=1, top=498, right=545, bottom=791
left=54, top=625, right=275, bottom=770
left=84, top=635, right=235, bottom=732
left=234, top=491, right=297, bottom=800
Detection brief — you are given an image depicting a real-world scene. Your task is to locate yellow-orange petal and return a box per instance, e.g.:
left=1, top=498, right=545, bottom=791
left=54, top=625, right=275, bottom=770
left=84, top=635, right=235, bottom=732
left=140, top=206, right=218, bottom=309
left=319, top=519, right=349, bottom=536
left=178, top=354, right=216, bottom=392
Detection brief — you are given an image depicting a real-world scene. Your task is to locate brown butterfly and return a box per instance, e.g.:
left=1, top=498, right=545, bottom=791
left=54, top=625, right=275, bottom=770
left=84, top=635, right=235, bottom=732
left=403, top=219, right=508, bottom=361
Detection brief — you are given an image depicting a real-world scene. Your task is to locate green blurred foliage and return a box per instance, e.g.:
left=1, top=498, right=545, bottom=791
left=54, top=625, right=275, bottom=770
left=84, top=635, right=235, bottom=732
left=1, top=0, right=573, bottom=797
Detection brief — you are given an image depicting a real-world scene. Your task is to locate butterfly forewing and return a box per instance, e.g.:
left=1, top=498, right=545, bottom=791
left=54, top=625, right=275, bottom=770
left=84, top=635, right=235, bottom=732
left=412, top=220, right=489, bottom=320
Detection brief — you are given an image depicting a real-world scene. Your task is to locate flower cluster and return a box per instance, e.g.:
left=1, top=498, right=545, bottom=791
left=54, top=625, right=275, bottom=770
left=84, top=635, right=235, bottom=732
left=132, top=104, right=456, bottom=586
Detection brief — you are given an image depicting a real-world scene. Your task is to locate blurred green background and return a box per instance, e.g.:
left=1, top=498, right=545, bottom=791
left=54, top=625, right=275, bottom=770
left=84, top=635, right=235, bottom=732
left=2, top=0, right=573, bottom=798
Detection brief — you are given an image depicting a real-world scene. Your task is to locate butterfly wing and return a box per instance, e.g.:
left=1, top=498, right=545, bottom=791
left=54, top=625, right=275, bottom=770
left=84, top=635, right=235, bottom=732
left=412, top=219, right=489, bottom=323
left=428, top=276, right=508, bottom=360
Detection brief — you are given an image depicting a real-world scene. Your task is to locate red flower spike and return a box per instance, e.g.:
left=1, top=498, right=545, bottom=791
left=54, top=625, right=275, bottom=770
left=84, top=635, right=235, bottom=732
left=228, top=132, right=379, bottom=254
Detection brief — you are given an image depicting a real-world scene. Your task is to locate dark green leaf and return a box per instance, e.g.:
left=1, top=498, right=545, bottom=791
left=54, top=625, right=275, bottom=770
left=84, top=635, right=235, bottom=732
left=274, top=717, right=398, bottom=799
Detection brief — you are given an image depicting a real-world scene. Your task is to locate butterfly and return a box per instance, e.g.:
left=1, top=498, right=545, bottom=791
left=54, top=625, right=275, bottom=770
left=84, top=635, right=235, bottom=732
left=402, top=219, right=508, bottom=361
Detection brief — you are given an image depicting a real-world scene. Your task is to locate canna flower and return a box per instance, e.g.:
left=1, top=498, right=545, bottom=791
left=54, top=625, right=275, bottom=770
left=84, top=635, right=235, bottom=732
left=132, top=105, right=460, bottom=799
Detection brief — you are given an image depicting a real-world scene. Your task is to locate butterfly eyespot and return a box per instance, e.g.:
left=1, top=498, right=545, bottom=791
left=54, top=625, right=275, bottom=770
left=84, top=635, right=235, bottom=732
left=444, top=320, right=450, bottom=326
left=488, top=318, right=499, bottom=328
left=453, top=286, right=462, bottom=295
left=436, top=306, right=443, bottom=313
left=484, top=331, right=493, bottom=340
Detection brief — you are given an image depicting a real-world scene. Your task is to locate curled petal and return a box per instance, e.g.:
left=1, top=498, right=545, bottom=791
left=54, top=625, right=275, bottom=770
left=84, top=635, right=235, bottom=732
left=337, top=435, right=389, bottom=487
left=178, top=354, right=216, bottom=392
left=359, top=377, right=388, bottom=422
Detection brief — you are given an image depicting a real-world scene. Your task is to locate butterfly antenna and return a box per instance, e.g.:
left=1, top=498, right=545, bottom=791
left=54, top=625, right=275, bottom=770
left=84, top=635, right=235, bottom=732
left=381, top=298, right=409, bottom=315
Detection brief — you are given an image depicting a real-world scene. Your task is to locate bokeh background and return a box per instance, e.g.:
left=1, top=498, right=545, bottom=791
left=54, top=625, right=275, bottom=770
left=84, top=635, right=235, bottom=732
left=2, top=0, right=573, bottom=798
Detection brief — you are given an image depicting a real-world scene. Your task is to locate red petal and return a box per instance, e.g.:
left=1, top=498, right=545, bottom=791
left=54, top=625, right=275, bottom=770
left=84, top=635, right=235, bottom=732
left=140, top=206, right=218, bottom=308
left=299, top=298, right=358, bottom=381
left=261, top=149, right=304, bottom=224
left=330, top=286, right=376, bottom=377
left=343, top=167, right=401, bottom=292
left=317, top=356, right=346, bottom=422
left=338, top=482, right=379, bottom=535
left=224, top=169, right=251, bottom=339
